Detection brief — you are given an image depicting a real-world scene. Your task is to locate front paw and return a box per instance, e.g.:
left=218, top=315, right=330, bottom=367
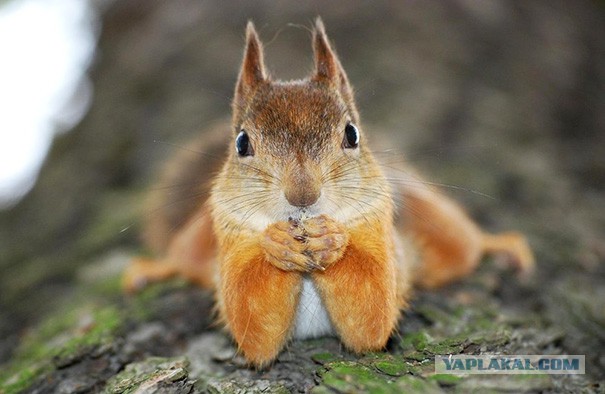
left=261, top=220, right=320, bottom=272
left=301, top=215, right=349, bottom=270
left=261, top=215, right=349, bottom=272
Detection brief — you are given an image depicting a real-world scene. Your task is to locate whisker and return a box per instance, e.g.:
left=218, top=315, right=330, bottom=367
left=369, top=142, right=493, bottom=163
left=325, top=193, right=374, bottom=227
left=387, top=178, right=496, bottom=201
left=331, top=169, right=497, bottom=201
left=154, top=139, right=223, bottom=160
left=150, top=176, right=271, bottom=192
left=327, top=185, right=448, bottom=234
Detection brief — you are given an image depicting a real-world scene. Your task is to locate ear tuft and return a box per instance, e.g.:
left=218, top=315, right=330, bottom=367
left=314, top=16, right=327, bottom=36
left=312, top=17, right=339, bottom=82
left=237, top=21, right=267, bottom=94
left=311, top=17, right=359, bottom=121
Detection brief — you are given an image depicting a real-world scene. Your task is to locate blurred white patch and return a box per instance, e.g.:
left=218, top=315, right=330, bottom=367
left=293, top=276, right=333, bottom=339
left=0, top=0, right=97, bottom=207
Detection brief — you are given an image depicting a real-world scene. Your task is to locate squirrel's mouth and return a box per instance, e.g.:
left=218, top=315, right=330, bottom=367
left=275, top=191, right=330, bottom=224
left=284, top=205, right=322, bottom=222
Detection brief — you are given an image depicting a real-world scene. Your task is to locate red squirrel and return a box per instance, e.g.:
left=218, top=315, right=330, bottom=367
left=124, top=18, right=534, bottom=367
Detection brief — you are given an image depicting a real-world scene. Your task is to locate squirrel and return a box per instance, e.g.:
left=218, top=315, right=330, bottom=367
left=123, top=18, right=535, bottom=367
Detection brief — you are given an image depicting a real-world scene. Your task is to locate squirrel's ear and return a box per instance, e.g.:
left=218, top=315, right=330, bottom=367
left=312, top=18, right=340, bottom=83
left=236, top=21, right=267, bottom=96
left=312, top=18, right=357, bottom=116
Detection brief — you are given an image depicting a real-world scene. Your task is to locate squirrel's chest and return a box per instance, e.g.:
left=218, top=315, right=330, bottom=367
left=293, top=277, right=334, bottom=339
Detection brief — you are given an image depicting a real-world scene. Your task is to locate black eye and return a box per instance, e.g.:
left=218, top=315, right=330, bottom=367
left=235, top=130, right=253, bottom=156
left=343, top=123, right=359, bottom=149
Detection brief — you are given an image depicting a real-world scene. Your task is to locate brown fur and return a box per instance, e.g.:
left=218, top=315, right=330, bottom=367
left=123, top=18, right=535, bottom=367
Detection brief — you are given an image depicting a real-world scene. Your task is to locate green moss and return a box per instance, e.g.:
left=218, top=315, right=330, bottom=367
left=0, top=365, right=46, bottom=394
left=429, top=373, right=463, bottom=386
left=89, top=274, right=124, bottom=299
left=395, top=375, right=444, bottom=393
left=309, top=387, right=332, bottom=394
left=372, top=358, right=416, bottom=376
left=0, top=305, right=124, bottom=394
left=314, top=357, right=445, bottom=393
left=55, top=306, right=122, bottom=362
left=404, top=351, right=430, bottom=362
left=423, top=336, right=465, bottom=355
left=311, top=352, right=340, bottom=365
left=456, top=374, right=553, bottom=392
left=400, top=330, right=465, bottom=363
left=315, top=361, right=400, bottom=394
left=401, top=303, right=513, bottom=359
left=401, top=331, right=430, bottom=352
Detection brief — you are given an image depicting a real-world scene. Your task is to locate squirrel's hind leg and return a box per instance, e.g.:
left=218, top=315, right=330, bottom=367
left=123, top=205, right=217, bottom=293
left=397, top=181, right=535, bottom=289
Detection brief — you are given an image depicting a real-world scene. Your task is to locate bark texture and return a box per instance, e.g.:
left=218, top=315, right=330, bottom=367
left=1, top=1, right=604, bottom=392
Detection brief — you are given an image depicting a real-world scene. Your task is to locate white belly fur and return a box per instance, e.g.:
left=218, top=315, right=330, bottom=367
left=293, top=277, right=334, bottom=339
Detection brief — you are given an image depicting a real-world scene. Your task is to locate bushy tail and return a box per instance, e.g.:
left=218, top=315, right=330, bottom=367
left=142, top=122, right=228, bottom=253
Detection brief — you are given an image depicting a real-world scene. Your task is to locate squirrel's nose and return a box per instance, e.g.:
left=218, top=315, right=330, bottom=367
left=283, top=165, right=321, bottom=207
left=285, top=187, right=321, bottom=207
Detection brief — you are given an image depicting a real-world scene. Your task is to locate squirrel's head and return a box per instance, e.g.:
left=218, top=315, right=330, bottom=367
left=214, top=18, right=391, bottom=229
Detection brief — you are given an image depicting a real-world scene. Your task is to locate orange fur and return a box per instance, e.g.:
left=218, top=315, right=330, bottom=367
left=398, top=183, right=534, bottom=289
left=313, top=219, right=402, bottom=352
left=123, top=205, right=216, bottom=291
left=124, top=18, right=535, bottom=367
left=217, top=237, right=301, bottom=367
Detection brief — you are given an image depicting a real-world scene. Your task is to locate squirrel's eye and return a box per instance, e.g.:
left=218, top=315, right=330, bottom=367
left=235, top=130, right=253, bottom=157
left=343, top=123, right=359, bottom=149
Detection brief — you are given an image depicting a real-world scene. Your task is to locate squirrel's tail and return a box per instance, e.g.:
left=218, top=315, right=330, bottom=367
left=142, top=122, right=229, bottom=254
